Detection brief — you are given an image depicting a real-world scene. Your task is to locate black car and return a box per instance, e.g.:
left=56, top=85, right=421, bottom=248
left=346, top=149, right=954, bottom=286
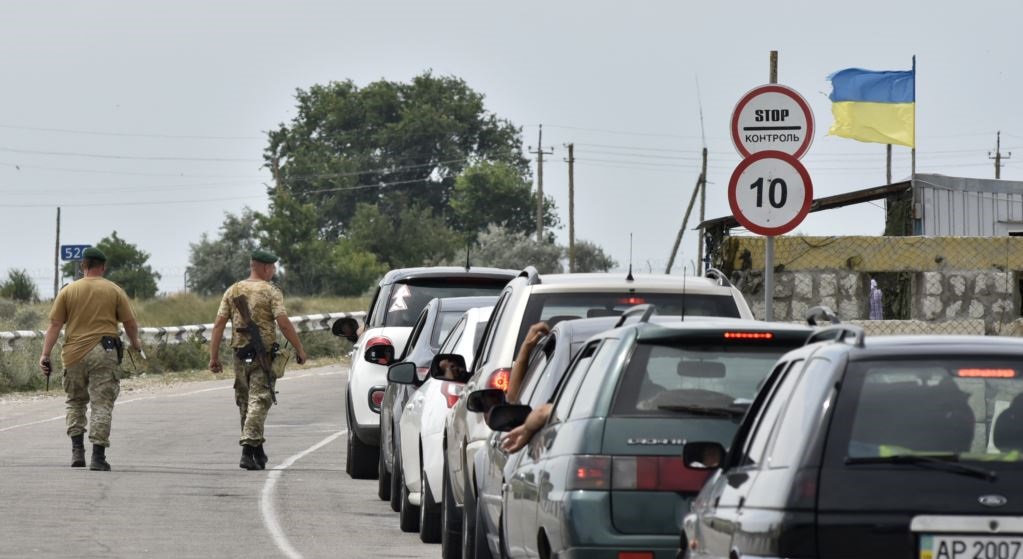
left=378, top=295, right=497, bottom=508
left=682, top=325, right=1023, bottom=559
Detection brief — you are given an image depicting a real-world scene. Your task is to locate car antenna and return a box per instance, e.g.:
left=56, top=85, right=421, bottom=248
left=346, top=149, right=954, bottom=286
left=626, top=233, right=634, bottom=281
left=465, top=241, right=471, bottom=271
left=681, top=264, right=687, bottom=321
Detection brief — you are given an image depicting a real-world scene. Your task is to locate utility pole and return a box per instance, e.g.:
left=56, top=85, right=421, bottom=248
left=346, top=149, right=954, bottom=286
left=529, top=125, right=553, bottom=242
left=989, top=131, right=1012, bottom=179
left=566, top=143, right=576, bottom=272
left=53, top=207, right=60, bottom=298
left=666, top=152, right=706, bottom=274
left=695, top=147, right=708, bottom=274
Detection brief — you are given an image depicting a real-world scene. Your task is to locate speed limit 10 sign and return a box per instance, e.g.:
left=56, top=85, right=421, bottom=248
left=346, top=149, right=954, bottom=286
left=728, top=151, right=813, bottom=236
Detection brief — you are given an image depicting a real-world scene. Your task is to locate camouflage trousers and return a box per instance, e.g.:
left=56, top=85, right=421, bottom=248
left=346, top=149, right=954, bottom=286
left=64, top=344, right=121, bottom=447
left=233, top=358, right=274, bottom=446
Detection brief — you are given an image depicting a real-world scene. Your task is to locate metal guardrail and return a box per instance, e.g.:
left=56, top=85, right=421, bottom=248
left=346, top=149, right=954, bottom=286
left=0, top=311, right=365, bottom=352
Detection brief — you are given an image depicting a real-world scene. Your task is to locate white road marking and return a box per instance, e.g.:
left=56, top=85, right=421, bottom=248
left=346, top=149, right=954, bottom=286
left=260, top=430, right=347, bottom=559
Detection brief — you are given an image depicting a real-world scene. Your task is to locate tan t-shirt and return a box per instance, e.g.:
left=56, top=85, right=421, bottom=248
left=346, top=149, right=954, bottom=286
left=216, top=280, right=287, bottom=350
left=50, top=277, right=135, bottom=367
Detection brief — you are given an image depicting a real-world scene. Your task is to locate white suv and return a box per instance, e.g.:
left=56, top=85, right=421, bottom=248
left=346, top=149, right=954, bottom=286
left=443, top=267, right=753, bottom=556
left=334, top=266, right=517, bottom=479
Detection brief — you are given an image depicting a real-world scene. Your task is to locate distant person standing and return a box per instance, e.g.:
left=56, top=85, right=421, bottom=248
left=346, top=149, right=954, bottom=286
left=39, top=247, right=142, bottom=471
left=869, top=278, right=884, bottom=320
left=208, top=249, right=308, bottom=470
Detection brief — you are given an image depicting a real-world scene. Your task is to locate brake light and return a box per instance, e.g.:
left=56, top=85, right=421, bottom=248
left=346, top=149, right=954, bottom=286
left=486, top=368, right=511, bottom=391
left=618, top=296, right=646, bottom=305
left=567, top=455, right=611, bottom=490
left=957, top=368, right=1016, bottom=378
left=618, top=553, right=654, bottom=559
left=441, top=381, right=463, bottom=408
left=723, top=331, right=774, bottom=340
left=611, top=456, right=711, bottom=492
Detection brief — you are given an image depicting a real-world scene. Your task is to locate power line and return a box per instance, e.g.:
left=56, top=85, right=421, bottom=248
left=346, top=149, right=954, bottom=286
left=0, top=123, right=262, bottom=141
left=0, top=146, right=261, bottom=163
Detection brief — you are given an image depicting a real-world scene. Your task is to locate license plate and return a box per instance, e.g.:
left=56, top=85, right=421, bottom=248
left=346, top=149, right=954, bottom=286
left=920, top=535, right=1023, bottom=559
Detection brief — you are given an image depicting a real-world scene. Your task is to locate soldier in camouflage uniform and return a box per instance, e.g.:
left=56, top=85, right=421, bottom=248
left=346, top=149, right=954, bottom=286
left=39, top=247, right=143, bottom=471
left=208, top=249, right=308, bottom=470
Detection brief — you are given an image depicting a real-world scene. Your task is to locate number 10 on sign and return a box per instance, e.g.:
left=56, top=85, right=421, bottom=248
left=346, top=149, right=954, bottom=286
left=728, top=150, right=813, bottom=237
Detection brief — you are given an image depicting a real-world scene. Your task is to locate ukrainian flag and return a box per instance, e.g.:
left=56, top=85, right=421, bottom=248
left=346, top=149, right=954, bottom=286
left=828, top=65, right=915, bottom=148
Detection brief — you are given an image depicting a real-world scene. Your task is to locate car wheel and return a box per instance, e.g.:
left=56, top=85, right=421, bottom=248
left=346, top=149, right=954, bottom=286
left=398, top=456, right=420, bottom=533
left=440, top=458, right=463, bottom=559
left=344, top=401, right=354, bottom=475
left=419, top=457, right=442, bottom=543
left=389, top=444, right=402, bottom=512
left=377, top=439, right=392, bottom=501
left=472, top=482, right=494, bottom=559
left=461, top=465, right=477, bottom=559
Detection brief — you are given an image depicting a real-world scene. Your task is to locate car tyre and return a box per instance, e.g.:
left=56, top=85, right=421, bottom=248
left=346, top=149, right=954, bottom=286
left=473, top=482, right=494, bottom=559
left=398, top=456, right=420, bottom=533
left=419, top=457, right=442, bottom=543
left=389, top=443, right=402, bottom=512
left=441, top=458, right=463, bottom=559
left=377, top=439, right=392, bottom=501
left=347, top=429, right=379, bottom=480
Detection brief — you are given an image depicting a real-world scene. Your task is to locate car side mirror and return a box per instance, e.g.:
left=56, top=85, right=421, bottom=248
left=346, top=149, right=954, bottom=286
left=430, top=353, right=471, bottom=383
left=682, top=441, right=726, bottom=470
left=331, top=317, right=360, bottom=343
left=465, top=388, right=506, bottom=413
left=486, top=404, right=532, bottom=432
left=387, top=362, right=417, bottom=385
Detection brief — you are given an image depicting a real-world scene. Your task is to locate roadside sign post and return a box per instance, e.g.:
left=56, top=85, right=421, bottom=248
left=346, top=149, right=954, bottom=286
left=730, top=55, right=814, bottom=320
left=60, top=245, right=91, bottom=261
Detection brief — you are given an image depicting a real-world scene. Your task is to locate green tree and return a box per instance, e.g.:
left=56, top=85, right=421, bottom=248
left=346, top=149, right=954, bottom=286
left=348, top=202, right=462, bottom=269
left=186, top=208, right=262, bottom=296
left=472, top=225, right=563, bottom=274
left=264, top=72, right=530, bottom=238
left=450, top=162, right=558, bottom=240
left=571, top=240, right=618, bottom=273
left=61, top=232, right=160, bottom=299
left=0, top=269, right=39, bottom=303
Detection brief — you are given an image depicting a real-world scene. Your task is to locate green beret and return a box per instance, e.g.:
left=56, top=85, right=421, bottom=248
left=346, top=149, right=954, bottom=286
left=82, top=247, right=106, bottom=262
left=251, top=249, right=279, bottom=264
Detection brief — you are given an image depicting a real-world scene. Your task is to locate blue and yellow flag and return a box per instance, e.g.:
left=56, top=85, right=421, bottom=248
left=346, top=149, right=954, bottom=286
left=828, top=63, right=915, bottom=148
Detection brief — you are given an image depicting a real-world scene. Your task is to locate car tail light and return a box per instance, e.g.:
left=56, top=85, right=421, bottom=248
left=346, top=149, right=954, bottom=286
left=566, top=455, right=611, bottom=490
left=364, top=336, right=395, bottom=365
left=485, top=368, right=511, bottom=391
left=723, top=331, right=774, bottom=340
left=441, top=381, right=463, bottom=408
left=611, top=456, right=711, bottom=492
left=618, top=296, right=647, bottom=305
left=957, top=368, right=1016, bottom=378
left=618, top=553, right=654, bottom=559
left=368, top=386, right=386, bottom=413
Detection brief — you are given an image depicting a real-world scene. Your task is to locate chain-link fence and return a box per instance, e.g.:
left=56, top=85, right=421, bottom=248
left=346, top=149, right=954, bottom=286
left=711, top=235, right=1023, bottom=335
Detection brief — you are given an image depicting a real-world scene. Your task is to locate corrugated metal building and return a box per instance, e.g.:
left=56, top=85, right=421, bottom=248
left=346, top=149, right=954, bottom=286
left=915, top=173, right=1023, bottom=236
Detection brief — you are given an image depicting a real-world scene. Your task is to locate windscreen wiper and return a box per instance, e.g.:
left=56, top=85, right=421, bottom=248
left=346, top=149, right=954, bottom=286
left=656, top=404, right=746, bottom=419
left=844, top=454, right=998, bottom=482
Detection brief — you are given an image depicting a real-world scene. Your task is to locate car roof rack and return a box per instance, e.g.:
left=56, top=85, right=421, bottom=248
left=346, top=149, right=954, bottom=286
left=519, top=266, right=541, bottom=285
left=614, top=304, right=657, bottom=328
left=805, top=324, right=866, bottom=348
left=703, top=268, right=733, bottom=288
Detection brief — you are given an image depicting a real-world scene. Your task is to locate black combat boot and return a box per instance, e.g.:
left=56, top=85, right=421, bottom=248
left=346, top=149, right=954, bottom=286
left=89, top=445, right=111, bottom=471
left=239, top=445, right=259, bottom=470
left=71, top=435, right=86, bottom=468
left=255, top=444, right=268, bottom=470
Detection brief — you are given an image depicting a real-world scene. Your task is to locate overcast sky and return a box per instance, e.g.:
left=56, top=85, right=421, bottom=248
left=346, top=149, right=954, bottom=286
left=2, top=1, right=1021, bottom=298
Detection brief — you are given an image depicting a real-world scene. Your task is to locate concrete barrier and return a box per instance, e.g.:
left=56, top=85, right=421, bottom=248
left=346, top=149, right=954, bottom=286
left=0, top=311, right=365, bottom=352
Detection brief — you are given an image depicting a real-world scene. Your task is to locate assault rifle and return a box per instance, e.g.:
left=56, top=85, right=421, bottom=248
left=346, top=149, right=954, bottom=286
left=232, top=294, right=277, bottom=405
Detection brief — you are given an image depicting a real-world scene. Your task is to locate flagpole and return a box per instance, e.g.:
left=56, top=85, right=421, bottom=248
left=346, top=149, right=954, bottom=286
left=911, top=55, right=917, bottom=180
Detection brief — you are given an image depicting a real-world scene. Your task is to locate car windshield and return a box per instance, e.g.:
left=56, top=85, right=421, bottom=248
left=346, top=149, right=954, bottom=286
left=845, top=359, right=1023, bottom=463
left=611, top=342, right=797, bottom=417
left=383, top=278, right=508, bottom=327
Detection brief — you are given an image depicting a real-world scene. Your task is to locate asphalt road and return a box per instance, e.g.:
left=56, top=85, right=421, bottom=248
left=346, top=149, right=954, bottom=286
left=0, top=363, right=434, bottom=559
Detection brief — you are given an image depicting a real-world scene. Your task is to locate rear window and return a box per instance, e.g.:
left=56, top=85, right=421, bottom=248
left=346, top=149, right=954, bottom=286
left=844, top=359, right=1023, bottom=462
left=383, top=278, right=509, bottom=327
left=516, top=292, right=739, bottom=350
left=611, top=342, right=800, bottom=418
